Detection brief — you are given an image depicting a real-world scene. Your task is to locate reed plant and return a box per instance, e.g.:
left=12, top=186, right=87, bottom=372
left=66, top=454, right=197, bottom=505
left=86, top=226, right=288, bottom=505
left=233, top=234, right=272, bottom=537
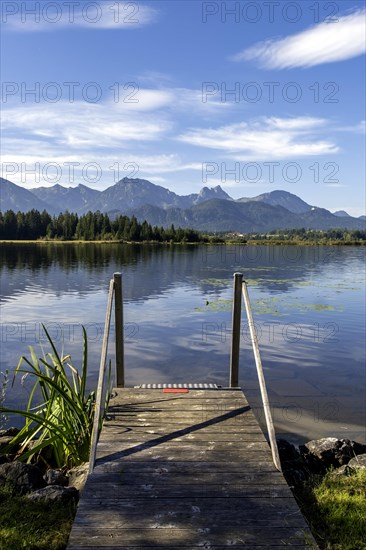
left=0, top=370, right=9, bottom=430
left=1, top=325, right=110, bottom=469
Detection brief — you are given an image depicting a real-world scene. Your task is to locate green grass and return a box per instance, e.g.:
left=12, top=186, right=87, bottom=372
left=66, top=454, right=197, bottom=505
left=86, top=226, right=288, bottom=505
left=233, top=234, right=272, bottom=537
left=294, top=468, right=366, bottom=549
left=0, top=487, right=75, bottom=550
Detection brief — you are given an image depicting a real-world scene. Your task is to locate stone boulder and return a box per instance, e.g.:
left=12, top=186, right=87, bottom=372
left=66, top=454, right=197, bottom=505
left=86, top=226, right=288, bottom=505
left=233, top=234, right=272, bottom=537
left=0, top=428, right=20, bottom=455
left=347, top=453, right=366, bottom=471
left=299, top=438, right=366, bottom=472
left=0, top=436, right=13, bottom=452
left=277, top=439, right=300, bottom=463
left=43, top=468, right=68, bottom=486
left=277, top=439, right=309, bottom=485
left=67, top=462, right=89, bottom=491
left=26, top=485, right=79, bottom=504
left=0, top=428, right=19, bottom=438
left=0, top=461, right=46, bottom=494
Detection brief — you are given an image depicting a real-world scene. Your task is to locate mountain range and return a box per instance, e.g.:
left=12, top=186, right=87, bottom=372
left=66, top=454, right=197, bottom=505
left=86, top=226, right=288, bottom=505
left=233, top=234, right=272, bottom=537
left=0, top=177, right=365, bottom=233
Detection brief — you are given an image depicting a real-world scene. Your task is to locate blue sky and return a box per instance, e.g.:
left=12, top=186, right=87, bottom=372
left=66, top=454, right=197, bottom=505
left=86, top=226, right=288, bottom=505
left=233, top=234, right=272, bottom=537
left=1, top=0, right=365, bottom=215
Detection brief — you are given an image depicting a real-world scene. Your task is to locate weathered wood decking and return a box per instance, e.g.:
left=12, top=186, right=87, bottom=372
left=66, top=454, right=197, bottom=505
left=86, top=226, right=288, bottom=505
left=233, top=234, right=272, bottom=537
left=67, top=388, right=317, bottom=549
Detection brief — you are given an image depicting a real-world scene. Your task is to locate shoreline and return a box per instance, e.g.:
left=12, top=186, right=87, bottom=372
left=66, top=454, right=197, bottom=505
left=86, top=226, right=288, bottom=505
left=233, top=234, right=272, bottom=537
left=0, top=239, right=365, bottom=246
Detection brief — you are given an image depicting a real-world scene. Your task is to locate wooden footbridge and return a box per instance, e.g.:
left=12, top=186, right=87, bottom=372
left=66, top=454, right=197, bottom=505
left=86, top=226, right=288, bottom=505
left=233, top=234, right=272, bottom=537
left=67, top=274, right=317, bottom=549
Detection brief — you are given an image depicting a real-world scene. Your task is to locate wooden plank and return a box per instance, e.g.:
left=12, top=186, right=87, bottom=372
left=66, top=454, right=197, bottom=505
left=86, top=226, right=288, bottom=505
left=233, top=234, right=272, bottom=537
left=104, top=414, right=259, bottom=425
left=67, top=527, right=315, bottom=546
left=100, top=429, right=268, bottom=441
left=96, top=440, right=271, bottom=452
left=68, top=547, right=315, bottom=550
left=107, top=403, right=250, bottom=412
left=75, top=496, right=304, bottom=512
left=100, top=422, right=261, bottom=432
left=80, top=471, right=285, bottom=486
left=93, top=461, right=279, bottom=474
left=101, top=422, right=265, bottom=433
left=67, top=388, right=317, bottom=549
left=81, top=483, right=294, bottom=499
left=110, top=389, right=245, bottom=400
left=74, top=503, right=308, bottom=527
left=105, top=410, right=257, bottom=419
left=95, top=448, right=279, bottom=462
left=109, top=396, right=250, bottom=406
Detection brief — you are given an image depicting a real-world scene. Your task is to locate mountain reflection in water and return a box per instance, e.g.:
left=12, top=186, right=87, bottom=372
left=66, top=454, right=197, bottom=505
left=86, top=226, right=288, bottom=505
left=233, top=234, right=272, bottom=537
left=1, top=243, right=365, bottom=445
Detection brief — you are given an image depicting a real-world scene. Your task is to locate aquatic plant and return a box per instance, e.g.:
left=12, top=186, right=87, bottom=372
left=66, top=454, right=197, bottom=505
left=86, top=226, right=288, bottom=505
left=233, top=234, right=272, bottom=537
left=0, top=325, right=110, bottom=469
left=0, top=370, right=9, bottom=430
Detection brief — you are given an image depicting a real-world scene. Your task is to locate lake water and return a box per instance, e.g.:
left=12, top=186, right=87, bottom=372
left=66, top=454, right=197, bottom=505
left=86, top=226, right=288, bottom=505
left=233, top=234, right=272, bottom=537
left=1, top=243, right=365, bottom=445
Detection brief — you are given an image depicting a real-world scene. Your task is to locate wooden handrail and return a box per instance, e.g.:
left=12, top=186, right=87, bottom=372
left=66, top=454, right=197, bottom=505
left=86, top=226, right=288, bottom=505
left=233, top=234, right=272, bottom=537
left=242, top=280, right=282, bottom=472
left=88, top=277, right=115, bottom=474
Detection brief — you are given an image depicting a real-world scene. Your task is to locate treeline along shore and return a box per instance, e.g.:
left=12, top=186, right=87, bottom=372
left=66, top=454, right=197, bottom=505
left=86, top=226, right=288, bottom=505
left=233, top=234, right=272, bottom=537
left=0, top=209, right=365, bottom=245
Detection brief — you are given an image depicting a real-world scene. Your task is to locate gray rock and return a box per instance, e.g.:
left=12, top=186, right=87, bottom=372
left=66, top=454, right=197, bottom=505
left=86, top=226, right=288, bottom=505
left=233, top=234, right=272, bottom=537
left=0, top=430, right=20, bottom=456
left=350, top=441, right=366, bottom=455
left=299, top=438, right=366, bottom=472
left=0, top=428, right=19, bottom=437
left=348, top=453, right=366, bottom=471
left=333, top=464, right=350, bottom=476
left=43, top=468, right=68, bottom=486
left=0, top=436, right=13, bottom=451
left=67, top=462, right=89, bottom=491
left=277, top=439, right=309, bottom=486
left=277, top=439, right=301, bottom=463
left=26, top=485, right=79, bottom=504
left=0, top=461, right=46, bottom=494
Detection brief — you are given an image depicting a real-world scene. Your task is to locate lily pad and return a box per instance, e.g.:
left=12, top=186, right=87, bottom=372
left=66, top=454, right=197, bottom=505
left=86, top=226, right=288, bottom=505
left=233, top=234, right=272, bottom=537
left=200, top=278, right=230, bottom=287
left=194, top=299, right=232, bottom=312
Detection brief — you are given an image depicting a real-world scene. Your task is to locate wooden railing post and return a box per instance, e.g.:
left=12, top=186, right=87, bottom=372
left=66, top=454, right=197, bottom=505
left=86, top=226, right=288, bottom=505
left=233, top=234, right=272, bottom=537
left=230, top=272, right=243, bottom=388
left=114, top=272, right=124, bottom=388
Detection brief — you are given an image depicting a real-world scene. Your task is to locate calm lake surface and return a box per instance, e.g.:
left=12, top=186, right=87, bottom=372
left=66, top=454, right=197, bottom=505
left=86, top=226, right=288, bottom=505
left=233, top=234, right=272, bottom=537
left=1, top=243, right=365, bottom=445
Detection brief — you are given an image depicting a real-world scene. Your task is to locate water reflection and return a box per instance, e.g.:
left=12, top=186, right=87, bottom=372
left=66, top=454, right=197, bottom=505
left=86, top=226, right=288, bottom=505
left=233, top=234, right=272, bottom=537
left=0, top=243, right=365, bottom=444
left=1, top=243, right=363, bottom=302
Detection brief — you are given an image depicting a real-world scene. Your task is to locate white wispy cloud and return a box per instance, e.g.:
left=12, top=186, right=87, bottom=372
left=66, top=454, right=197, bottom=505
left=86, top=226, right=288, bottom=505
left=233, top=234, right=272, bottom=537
left=1, top=139, right=202, bottom=188
left=1, top=83, right=232, bottom=160
left=233, top=8, right=366, bottom=69
left=113, top=87, right=229, bottom=114
left=177, top=117, right=339, bottom=160
left=266, top=117, right=327, bottom=130
left=2, top=2, right=158, bottom=32
left=1, top=100, right=172, bottom=149
left=335, top=120, right=366, bottom=133
left=1, top=82, right=233, bottom=186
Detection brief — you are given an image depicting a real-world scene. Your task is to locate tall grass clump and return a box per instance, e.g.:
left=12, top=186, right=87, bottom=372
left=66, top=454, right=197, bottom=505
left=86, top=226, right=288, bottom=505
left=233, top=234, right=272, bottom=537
left=0, top=370, right=9, bottom=430
left=1, top=325, right=110, bottom=469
